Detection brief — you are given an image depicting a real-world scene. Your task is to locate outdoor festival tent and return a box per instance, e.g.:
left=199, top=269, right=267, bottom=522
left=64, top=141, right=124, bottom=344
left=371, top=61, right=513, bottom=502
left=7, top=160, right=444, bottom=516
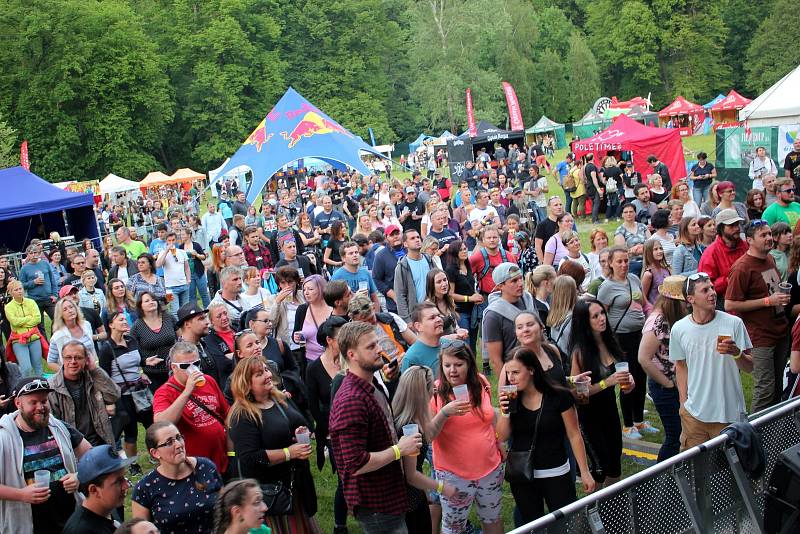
left=170, top=168, right=205, bottom=183
left=431, top=130, right=456, bottom=146
left=457, top=120, right=525, bottom=146
left=0, top=166, right=100, bottom=252
left=572, top=110, right=608, bottom=139
left=710, top=90, right=751, bottom=125
left=608, top=96, right=650, bottom=109
left=99, top=173, right=139, bottom=195
left=602, top=105, right=658, bottom=127
left=572, top=114, right=687, bottom=180
left=739, top=65, right=800, bottom=126
left=703, top=94, right=726, bottom=110
left=409, top=133, right=434, bottom=153
left=525, top=116, right=567, bottom=149
left=658, top=96, right=704, bottom=132
left=210, top=87, right=385, bottom=203
left=139, top=171, right=170, bottom=188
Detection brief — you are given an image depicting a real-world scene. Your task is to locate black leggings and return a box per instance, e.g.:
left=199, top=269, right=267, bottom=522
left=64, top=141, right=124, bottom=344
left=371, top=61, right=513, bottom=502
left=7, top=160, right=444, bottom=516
left=405, top=497, right=432, bottom=533
left=579, top=389, right=622, bottom=482
left=617, top=331, right=646, bottom=427
left=510, top=473, right=577, bottom=526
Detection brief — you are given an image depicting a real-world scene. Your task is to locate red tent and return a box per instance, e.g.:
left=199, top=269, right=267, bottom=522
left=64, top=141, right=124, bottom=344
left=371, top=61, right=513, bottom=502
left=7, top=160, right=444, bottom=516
left=658, top=96, right=703, bottom=118
left=572, top=115, right=687, bottom=180
left=710, top=90, right=752, bottom=126
left=609, top=96, right=650, bottom=109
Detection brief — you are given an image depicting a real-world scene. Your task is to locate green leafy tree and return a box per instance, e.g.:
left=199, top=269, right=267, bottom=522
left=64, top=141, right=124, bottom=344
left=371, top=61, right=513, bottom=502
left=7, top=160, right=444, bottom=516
left=0, top=0, right=172, bottom=182
left=745, top=0, right=800, bottom=94
left=0, top=112, right=17, bottom=168
left=565, top=32, right=601, bottom=120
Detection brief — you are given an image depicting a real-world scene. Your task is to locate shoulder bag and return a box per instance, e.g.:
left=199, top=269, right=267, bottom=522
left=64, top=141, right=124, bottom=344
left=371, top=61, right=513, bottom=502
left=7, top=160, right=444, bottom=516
left=505, top=394, right=545, bottom=483
left=110, top=347, right=153, bottom=413
left=607, top=277, right=633, bottom=334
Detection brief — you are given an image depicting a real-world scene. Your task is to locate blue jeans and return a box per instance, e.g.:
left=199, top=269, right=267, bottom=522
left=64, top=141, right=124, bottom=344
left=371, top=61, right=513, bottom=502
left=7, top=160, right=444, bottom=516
left=356, top=510, right=408, bottom=534
left=13, top=340, right=43, bottom=377
left=692, top=182, right=710, bottom=205
left=648, top=378, right=681, bottom=462
left=629, top=258, right=643, bottom=278
left=167, top=284, right=190, bottom=317
left=189, top=272, right=211, bottom=307
left=457, top=311, right=479, bottom=358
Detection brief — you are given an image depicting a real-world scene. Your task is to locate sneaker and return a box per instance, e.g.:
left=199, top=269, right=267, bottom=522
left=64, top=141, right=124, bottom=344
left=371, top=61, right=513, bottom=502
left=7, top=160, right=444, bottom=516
left=622, top=426, right=642, bottom=440
left=635, top=421, right=660, bottom=434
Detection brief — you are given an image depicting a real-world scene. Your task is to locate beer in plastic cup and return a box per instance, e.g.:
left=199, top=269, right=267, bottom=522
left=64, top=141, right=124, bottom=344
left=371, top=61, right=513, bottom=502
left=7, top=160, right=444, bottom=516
left=717, top=333, right=732, bottom=354
left=188, top=364, right=205, bottom=387
left=34, top=469, right=50, bottom=488
left=500, top=385, right=518, bottom=414
left=358, top=280, right=369, bottom=292
left=165, top=289, right=174, bottom=303
left=402, top=423, right=419, bottom=456
left=575, top=377, right=591, bottom=405
left=453, top=384, right=469, bottom=402
left=615, top=361, right=632, bottom=392
left=778, top=282, right=791, bottom=295
left=295, top=429, right=311, bottom=444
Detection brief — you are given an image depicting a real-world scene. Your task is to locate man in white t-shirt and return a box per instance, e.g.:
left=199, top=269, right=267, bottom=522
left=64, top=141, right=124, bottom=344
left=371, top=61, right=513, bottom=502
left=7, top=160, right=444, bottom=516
left=468, top=190, right=501, bottom=230
left=523, top=165, right=549, bottom=221
left=155, top=231, right=191, bottom=317
left=669, top=272, right=753, bottom=451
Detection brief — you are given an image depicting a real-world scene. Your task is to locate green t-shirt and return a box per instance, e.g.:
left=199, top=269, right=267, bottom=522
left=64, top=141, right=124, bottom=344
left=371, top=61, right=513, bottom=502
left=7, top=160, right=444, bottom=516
left=762, top=201, right=800, bottom=228
left=121, top=239, right=148, bottom=259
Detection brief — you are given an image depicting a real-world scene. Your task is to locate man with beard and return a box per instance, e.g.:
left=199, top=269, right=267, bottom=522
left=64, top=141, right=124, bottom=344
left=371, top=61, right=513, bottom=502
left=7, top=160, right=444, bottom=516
left=0, top=376, right=92, bottom=534
left=373, top=225, right=405, bottom=313
left=698, top=209, right=749, bottom=310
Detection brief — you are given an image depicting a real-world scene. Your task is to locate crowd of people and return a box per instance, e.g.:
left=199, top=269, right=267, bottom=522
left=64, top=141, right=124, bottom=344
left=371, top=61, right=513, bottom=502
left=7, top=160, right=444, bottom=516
left=1, top=134, right=800, bottom=534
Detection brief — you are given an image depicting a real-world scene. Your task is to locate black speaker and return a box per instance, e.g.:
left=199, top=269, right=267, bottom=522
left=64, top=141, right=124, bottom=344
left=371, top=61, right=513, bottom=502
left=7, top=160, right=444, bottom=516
left=764, top=442, right=800, bottom=534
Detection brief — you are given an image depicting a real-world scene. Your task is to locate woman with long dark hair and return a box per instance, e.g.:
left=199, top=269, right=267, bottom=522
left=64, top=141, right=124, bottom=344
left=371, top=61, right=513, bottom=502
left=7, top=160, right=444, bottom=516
left=131, top=291, right=176, bottom=391
left=569, top=298, right=631, bottom=487
left=227, top=356, right=321, bottom=533
left=322, top=221, right=346, bottom=275
left=597, top=246, right=653, bottom=440
left=425, top=268, right=458, bottom=336
left=443, top=239, right=482, bottom=353
left=497, top=346, right=595, bottom=525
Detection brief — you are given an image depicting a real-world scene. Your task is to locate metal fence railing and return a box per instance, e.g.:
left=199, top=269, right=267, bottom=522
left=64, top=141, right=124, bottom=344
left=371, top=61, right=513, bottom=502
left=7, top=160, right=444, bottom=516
left=508, top=396, right=800, bottom=534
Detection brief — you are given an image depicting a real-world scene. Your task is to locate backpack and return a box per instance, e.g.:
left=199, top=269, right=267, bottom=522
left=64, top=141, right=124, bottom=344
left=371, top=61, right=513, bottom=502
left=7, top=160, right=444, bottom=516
left=606, top=177, right=618, bottom=193
left=563, top=171, right=576, bottom=192
left=477, top=247, right=509, bottom=282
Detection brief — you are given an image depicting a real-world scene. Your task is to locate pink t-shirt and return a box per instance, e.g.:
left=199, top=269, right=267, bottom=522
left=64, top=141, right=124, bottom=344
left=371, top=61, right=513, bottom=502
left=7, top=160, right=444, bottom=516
left=430, top=376, right=502, bottom=480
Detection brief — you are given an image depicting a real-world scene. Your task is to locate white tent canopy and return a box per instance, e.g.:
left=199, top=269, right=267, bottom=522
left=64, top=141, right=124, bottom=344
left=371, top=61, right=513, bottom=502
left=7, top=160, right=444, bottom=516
left=99, top=173, right=139, bottom=194
left=739, top=64, right=800, bottom=127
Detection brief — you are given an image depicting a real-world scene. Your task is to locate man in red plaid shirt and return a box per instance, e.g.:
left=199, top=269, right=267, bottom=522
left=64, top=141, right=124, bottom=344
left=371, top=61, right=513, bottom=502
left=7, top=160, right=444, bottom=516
left=329, top=321, right=422, bottom=533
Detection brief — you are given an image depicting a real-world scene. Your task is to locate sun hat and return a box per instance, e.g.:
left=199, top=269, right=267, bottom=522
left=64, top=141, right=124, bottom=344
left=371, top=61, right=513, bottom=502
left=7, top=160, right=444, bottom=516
left=658, top=275, right=687, bottom=301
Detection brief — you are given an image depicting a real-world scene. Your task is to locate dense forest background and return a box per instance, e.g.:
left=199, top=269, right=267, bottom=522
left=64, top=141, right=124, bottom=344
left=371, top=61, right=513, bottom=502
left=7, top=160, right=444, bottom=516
left=0, top=0, right=798, bottom=182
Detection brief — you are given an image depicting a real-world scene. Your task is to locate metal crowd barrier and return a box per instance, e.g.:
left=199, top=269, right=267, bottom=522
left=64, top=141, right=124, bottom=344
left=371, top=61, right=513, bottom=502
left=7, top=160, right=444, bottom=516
left=509, top=396, right=800, bottom=534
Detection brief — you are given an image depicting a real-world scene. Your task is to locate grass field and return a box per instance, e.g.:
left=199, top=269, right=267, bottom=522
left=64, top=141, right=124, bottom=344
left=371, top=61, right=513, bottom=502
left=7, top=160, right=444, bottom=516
left=119, top=133, right=743, bottom=531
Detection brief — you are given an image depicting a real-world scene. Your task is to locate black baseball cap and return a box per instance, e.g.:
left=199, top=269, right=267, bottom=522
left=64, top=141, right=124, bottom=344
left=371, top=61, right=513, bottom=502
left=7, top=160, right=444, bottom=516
left=12, top=377, right=53, bottom=398
left=176, top=302, right=207, bottom=328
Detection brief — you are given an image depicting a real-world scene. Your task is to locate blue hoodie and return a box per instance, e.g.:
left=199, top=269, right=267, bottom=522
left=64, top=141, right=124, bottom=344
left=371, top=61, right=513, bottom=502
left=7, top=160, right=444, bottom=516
left=19, top=259, right=57, bottom=302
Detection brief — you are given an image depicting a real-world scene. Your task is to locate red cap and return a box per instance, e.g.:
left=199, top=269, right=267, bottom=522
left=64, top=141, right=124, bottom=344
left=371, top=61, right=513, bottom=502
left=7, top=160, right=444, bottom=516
left=58, top=285, right=78, bottom=299
left=385, top=224, right=402, bottom=235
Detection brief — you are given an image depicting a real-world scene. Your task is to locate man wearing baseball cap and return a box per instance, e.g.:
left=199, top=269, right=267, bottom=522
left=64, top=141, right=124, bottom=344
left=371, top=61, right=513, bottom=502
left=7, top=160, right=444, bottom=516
left=62, top=444, right=136, bottom=533
left=0, top=376, right=92, bottom=534
left=698, top=208, right=748, bottom=310
left=399, top=186, right=424, bottom=233
left=481, top=263, right=537, bottom=375
left=373, top=224, right=405, bottom=313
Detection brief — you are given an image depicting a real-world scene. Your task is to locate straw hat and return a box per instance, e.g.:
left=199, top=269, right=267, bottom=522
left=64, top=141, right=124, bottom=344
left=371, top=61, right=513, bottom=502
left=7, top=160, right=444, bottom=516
left=658, top=275, right=687, bottom=301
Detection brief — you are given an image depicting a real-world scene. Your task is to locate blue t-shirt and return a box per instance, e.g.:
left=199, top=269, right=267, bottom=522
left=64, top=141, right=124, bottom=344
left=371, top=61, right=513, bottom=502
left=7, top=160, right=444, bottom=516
left=331, top=266, right=377, bottom=296
left=149, top=238, right=166, bottom=276
left=132, top=456, right=222, bottom=534
left=556, top=161, right=569, bottom=183
left=407, top=256, right=430, bottom=303
left=401, top=339, right=442, bottom=378
left=428, top=228, right=458, bottom=248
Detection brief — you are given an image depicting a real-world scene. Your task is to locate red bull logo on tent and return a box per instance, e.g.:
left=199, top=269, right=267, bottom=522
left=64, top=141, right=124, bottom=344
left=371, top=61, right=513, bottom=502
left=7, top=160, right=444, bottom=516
left=243, top=118, right=273, bottom=152
left=281, top=111, right=352, bottom=149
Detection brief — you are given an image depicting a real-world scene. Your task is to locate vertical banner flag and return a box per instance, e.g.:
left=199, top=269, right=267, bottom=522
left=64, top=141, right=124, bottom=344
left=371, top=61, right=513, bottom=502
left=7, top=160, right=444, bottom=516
left=20, top=140, right=30, bottom=170
left=466, top=88, right=477, bottom=138
left=502, top=82, right=524, bottom=131
left=368, top=127, right=376, bottom=146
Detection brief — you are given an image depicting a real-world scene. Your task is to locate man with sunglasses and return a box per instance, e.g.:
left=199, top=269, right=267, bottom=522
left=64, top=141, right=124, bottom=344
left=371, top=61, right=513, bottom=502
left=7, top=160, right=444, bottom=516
left=697, top=208, right=749, bottom=310
left=0, top=376, right=92, bottom=534
left=725, top=219, right=790, bottom=412
left=152, top=342, right=230, bottom=474
left=762, top=178, right=800, bottom=227
left=348, top=293, right=415, bottom=374
left=670, top=273, right=753, bottom=450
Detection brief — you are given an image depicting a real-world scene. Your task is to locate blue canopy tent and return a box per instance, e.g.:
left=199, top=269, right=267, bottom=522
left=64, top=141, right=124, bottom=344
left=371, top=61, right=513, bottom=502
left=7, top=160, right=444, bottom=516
left=0, top=166, right=99, bottom=252
left=210, top=87, right=385, bottom=204
left=703, top=94, right=726, bottom=109
left=409, top=133, right=434, bottom=154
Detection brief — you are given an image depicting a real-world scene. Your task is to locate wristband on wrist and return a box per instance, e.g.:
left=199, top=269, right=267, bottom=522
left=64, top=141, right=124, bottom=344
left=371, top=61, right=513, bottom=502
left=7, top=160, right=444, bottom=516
left=437, top=480, right=445, bottom=494
left=732, top=349, right=742, bottom=360
left=568, top=375, right=575, bottom=385
left=392, top=444, right=401, bottom=461
left=599, top=379, right=608, bottom=391
left=283, top=447, right=291, bottom=462
left=765, top=296, right=771, bottom=307
left=464, top=295, right=469, bottom=303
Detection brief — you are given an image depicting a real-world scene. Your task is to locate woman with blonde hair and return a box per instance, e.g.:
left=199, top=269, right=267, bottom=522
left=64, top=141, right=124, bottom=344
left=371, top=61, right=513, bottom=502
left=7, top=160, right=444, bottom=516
left=421, top=235, right=444, bottom=269
left=700, top=182, right=721, bottom=217
left=548, top=276, right=578, bottom=359
left=227, top=356, right=321, bottom=533
left=671, top=217, right=704, bottom=276
left=4, top=279, right=45, bottom=376
left=420, top=198, right=439, bottom=237
left=46, top=297, right=96, bottom=370
left=526, top=265, right=557, bottom=334
left=241, top=266, right=273, bottom=312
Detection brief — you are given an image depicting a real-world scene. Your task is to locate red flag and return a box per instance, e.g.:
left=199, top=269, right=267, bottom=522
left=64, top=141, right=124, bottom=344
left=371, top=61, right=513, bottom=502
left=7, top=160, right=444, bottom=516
left=744, top=120, right=752, bottom=139
left=466, top=88, right=477, bottom=137
left=502, top=82, right=524, bottom=131
left=20, top=140, right=30, bottom=170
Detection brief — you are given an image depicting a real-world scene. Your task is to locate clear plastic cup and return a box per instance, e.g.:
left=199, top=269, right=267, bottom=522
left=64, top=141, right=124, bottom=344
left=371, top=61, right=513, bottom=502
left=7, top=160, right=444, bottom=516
left=358, top=280, right=369, bottom=292
left=188, top=364, right=205, bottom=387
left=453, top=384, right=469, bottom=402
left=615, top=362, right=631, bottom=392
left=779, top=282, right=791, bottom=295
left=295, top=430, right=311, bottom=444
left=402, top=423, right=419, bottom=456
left=500, top=385, right=518, bottom=414
left=34, top=469, right=50, bottom=488
left=575, top=377, right=591, bottom=405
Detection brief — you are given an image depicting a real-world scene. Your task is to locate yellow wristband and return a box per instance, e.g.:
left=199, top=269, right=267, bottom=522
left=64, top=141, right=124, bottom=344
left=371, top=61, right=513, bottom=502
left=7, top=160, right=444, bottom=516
left=437, top=480, right=444, bottom=494
left=732, top=349, right=742, bottom=360
left=464, top=296, right=469, bottom=303
left=227, top=451, right=236, bottom=457
left=283, top=448, right=291, bottom=462
left=599, top=379, right=608, bottom=391
left=392, top=444, right=401, bottom=461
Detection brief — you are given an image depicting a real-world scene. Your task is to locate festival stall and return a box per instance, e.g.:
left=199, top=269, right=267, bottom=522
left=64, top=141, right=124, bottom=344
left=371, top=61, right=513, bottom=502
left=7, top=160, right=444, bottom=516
left=602, top=105, right=659, bottom=127
left=457, top=119, right=525, bottom=158
left=99, top=173, right=139, bottom=195
left=658, top=96, right=704, bottom=136
left=572, top=110, right=608, bottom=139
left=0, top=166, right=100, bottom=253
left=209, top=87, right=386, bottom=203
left=525, top=116, right=567, bottom=149
left=572, top=114, right=687, bottom=180
left=710, top=90, right=752, bottom=129
left=608, top=96, right=650, bottom=109
left=408, top=133, right=434, bottom=154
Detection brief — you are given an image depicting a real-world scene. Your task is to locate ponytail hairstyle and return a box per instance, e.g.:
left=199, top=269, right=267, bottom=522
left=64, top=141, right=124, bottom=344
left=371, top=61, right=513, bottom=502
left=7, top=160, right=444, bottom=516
left=213, top=479, right=260, bottom=534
